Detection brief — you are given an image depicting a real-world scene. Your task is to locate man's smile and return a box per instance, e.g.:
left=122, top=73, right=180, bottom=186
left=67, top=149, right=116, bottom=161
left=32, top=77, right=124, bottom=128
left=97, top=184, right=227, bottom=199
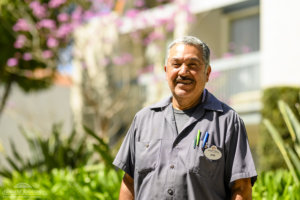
left=175, top=77, right=194, bottom=85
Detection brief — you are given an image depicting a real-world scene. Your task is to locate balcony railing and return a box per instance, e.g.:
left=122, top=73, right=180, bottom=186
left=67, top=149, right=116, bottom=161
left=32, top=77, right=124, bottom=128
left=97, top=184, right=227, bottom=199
left=207, top=52, right=260, bottom=104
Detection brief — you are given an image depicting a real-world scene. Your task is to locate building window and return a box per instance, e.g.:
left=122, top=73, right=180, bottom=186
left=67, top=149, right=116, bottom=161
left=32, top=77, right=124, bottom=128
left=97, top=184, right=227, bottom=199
left=221, top=2, right=260, bottom=57
left=229, top=14, right=260, bottom=55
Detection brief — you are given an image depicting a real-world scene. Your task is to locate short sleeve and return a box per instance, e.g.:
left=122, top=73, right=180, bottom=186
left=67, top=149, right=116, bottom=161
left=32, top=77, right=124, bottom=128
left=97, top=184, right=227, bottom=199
left=112, top=116, right=136, bottom=178
left=225, top=116, right=257, bottom=187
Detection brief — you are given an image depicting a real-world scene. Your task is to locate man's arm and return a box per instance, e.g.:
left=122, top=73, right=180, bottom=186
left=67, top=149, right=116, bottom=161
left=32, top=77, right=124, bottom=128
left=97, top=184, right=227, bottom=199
left=231, top=178, right=252, bottom=200
left=119, top=173, right=134, bottom=200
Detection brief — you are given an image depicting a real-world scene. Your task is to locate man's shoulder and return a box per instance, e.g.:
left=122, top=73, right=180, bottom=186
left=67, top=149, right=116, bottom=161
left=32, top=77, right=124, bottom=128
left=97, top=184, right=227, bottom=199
left=135, top=96, right=171, bottom=117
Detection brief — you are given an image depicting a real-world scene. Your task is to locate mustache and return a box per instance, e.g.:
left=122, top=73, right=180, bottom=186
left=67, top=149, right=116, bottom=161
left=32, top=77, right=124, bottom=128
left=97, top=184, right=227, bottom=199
left=175, top=76, right=194, bottom=82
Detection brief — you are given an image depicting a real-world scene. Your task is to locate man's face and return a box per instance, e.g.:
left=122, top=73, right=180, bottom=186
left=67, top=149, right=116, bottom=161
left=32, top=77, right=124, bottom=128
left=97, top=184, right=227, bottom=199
left=164, top=43, right=211, bottom=103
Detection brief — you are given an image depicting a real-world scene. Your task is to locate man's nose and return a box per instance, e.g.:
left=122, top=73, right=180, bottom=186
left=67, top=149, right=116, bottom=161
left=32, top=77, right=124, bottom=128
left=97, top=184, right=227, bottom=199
left=178, top=64, right=189, bottom=75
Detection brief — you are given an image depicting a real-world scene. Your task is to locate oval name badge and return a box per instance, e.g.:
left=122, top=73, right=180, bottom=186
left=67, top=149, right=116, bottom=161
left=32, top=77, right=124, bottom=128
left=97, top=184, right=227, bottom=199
left=204, top=145, right=222, bottom=160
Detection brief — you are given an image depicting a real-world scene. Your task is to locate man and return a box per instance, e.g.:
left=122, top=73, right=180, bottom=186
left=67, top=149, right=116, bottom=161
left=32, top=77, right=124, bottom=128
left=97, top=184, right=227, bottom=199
left=113, top=36, right=257, bottom=200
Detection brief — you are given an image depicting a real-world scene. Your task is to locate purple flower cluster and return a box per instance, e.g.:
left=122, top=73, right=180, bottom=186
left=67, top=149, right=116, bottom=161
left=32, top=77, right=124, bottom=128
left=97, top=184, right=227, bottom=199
left=56, top=24, right=74, bottom=38
left=14, top=35, right=27, bottom=49
left=37, top=19, right=56, bottom=29
left=112, top=53, right=133, bottom=66
left=57, top=13, right=69, bottom=22
left=8, top=0, right=77, bottom=66
left=13, top=19, right=30, bottom=32
left=7, top=58, right=18, bottom=67
left=143, top=31, right=165, bottom=45
left=48, top=0, right=66, bottom=8
left=7, top=0, right=184, bottom=69
left=47, top=37, right=59, bottom=48
left=30, top=1, right=47, bottom=19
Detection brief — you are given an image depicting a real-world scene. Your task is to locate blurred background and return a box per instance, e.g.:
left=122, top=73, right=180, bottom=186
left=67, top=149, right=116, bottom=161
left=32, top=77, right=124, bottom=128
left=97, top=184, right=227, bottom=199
left=1, top=0, right=300, bottom=199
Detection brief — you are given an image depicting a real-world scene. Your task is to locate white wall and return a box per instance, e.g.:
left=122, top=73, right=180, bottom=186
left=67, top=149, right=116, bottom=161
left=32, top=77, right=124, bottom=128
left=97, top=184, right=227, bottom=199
left=0, top=85, right=72, bottom=170
left=261, top=0, right=300, bottom=87
left=188, top=9, right=223, bottom=58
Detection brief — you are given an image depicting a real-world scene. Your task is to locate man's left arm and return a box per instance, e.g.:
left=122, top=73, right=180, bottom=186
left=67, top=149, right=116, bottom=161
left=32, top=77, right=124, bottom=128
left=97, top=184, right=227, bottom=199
left=231, top=178, right=252, bottom=200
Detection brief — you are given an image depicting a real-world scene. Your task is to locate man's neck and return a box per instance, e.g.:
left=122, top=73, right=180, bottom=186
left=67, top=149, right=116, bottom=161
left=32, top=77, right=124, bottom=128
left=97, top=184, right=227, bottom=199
left=172, top=96, right=201, bottom=110
left=172, top=89, right=206, bottom=110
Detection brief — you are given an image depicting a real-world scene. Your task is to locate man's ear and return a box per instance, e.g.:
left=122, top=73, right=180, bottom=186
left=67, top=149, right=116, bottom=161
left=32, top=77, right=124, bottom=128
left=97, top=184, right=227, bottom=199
left=206, top=65, right=211, bottom=82
left=164, top=65, right=167, bottom=72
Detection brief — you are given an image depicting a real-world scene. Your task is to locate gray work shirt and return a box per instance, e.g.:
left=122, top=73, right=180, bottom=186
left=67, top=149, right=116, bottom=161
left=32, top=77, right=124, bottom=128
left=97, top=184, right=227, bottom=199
left=113, top=89, right=257, bottom=200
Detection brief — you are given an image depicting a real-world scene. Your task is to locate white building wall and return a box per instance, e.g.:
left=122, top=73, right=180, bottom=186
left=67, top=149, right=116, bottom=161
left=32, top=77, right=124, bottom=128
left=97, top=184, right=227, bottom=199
left=261, top=0, right=300, bottom=87
left=0, top=85, right=72, bottom=169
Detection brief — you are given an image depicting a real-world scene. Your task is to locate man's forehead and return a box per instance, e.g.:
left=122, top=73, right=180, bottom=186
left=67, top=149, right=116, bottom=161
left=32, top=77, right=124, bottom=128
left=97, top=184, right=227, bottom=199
left=168, top=44, right=203, bottom=62
left=170, top=57, right=202, bottom=62
left=169, top=44, right=202, bottom=56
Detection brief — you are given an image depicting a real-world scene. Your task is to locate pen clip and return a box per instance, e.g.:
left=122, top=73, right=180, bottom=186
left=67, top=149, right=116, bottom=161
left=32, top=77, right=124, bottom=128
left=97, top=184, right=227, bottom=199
left=202, top=131, right=209, bottom=150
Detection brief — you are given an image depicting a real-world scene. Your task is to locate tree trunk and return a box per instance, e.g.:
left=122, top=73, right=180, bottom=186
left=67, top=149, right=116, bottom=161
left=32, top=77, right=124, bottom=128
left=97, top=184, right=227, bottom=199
left=0, top=78, right=13, bottom=119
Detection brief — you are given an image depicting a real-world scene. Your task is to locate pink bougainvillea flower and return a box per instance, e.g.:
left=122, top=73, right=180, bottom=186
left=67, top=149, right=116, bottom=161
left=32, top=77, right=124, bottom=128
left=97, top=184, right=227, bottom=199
left=47, top=37, right=59, bottom=48
left=48, top=0, right=66, bottom=8
left=143, top=31, right=164, bottom=45
left=138, top=64, right=154, bottom=75
left=42, top=50, right=54, bottom=59
left=57, top=13, right=69, bottom=22
left=112, top=56, right=123, bottom=66
left=166, top=21, right=175, bottom=31
left=122, top=53, right=133, bottom=63
left=115, top=18, right=123, bottom=28
left=125, top=9, right=139, bottom=18
left=7, top=58, right=18, bottom=67
left=112, top=53, right=133, bottom=66
left=14, top=35, right=27, bottom=49
left=71, top=7, right=83, bottom=22
left=13, top=19, right=30, bottom=32
left=56, top=23, right=73, bottom=38
left=23, top=52, right=32, bottom=61
left=83, top=11, right=96, bottom=20
left=135, top=0, right=145, bottom=7
left=30, top=1, right=47, bottom=19
left=156, top=17, right=169, bottom=26
left=37, top=19, right=56, bottom=29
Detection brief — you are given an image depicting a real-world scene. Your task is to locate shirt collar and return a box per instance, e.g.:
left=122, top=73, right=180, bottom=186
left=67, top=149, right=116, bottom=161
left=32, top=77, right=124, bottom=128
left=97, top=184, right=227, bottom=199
left=149, top=89, right=223, bottom=112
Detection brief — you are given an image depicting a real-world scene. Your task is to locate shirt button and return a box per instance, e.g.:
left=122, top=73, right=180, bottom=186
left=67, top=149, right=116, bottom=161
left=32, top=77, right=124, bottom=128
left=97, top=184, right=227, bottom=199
left=170, top=165, right=174, bottom=169
left=146, top=144, right=149, bottom=148
left=167, top=189, right=174, bottom=195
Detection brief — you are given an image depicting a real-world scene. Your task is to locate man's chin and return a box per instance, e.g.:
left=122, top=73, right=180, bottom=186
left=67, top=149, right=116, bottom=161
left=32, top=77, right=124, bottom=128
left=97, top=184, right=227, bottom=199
left=173, top=89, right=193, bottom=98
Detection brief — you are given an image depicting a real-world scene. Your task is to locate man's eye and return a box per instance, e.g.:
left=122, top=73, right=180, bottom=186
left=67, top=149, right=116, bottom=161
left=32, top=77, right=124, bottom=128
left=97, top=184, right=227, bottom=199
left=172, top=63, right=181, bottom=67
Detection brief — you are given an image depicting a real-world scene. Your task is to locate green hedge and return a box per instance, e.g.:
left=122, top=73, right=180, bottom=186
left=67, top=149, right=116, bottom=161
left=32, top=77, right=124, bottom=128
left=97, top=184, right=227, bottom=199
left=259, top=86, right=300, bottom=171
left=253, top=169, right=300, bottom=199
left=1, top=168, right=299, bottom=199
left=0, top=164, right=123, bottom=200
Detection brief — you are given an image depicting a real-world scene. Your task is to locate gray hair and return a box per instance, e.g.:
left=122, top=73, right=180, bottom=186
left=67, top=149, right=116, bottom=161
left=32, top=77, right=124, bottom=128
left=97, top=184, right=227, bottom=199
left=165, top=36, right=210, bottom=68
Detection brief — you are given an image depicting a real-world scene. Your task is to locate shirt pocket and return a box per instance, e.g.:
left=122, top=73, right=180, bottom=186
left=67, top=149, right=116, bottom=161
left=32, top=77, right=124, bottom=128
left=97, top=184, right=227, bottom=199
left=188, top=143, right=223, bottom=179
left=135, top=139, right=162, bottom=174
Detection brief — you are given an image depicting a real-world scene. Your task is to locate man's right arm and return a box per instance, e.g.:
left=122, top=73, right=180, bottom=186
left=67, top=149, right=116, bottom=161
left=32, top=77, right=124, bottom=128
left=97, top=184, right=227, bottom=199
left=119, top=173, right=134, bottom=200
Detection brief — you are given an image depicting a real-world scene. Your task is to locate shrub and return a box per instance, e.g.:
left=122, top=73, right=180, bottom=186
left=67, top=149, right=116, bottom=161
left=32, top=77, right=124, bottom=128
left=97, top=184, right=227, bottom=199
left=0, top=124, right=93, bottom=178
left=263, top=99, right=300, bottom=184
left=0, top=164, right=123, bottom=200
left=259, top=86, right=300, bottom=171
left=0, top=124, right=114, bottom=179
left=253, top=170, right=300, bottom=199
